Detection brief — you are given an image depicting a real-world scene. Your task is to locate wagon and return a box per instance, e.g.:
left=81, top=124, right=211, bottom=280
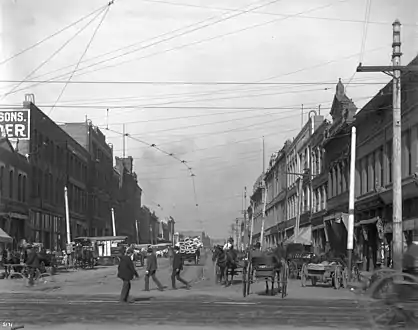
left=359, top=269, right=418, bottom=328
left=301, top=259, right=348, bottom=289
left=243, top=255, right=288, bottom=298
left=180, top=249, right=200, bottom=265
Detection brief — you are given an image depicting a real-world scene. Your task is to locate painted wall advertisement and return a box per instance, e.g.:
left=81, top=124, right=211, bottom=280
left=0, top=109, right=30, bottom=140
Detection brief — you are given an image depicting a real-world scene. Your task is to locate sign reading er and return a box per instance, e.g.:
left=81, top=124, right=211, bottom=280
left=0, top=109, right=30, bottom=140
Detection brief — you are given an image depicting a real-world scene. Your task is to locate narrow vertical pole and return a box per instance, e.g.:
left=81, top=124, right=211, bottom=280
left=260, top=180, right=268, bottom=249
left=301, top=104, right=304, bottom=129
left=294, top=177, right=302, bottom=241
left=318, top=104, right=321, bottom=116
left=392, top=20, right=403, bottom=271
left=135, top=220, right=139, bottom=244
left=111, top=208, right=116, bottom=236
left=244, top=186, right=247, bottom=249
left=249, top=202, right=255, bottom=247
left=64, top=186, right=71, bottom=244
left=347, top=126, right=357, bottom=280
left=122, top=124, right=126, bottom=157
left=106, top=109, right=109, bottom=130
left=262, top=136, right=265, bottom=173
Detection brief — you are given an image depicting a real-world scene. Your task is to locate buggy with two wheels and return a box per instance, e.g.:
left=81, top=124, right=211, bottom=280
left=243, top=254, right=288, bottom=298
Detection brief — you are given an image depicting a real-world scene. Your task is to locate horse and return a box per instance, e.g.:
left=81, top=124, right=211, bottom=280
left=213, top=245, right=228, bottom=285
left=265, top=244, right=288, bottom=294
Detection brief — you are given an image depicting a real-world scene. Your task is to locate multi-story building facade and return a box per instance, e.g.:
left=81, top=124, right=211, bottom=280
left=0, top=137, right=30, bottom=246
left=60, top=120, right=115, bottom=236
left=322, top=79, right=357, bottom=256
left=18, top=97, right=90, bottom=249
left=354, top=55, right=418, bottom=270
left=263, top=142, right=289, bottom=246
left=250, top=173, right=265, bottom=243
left=310, top=120, right=330, bottom=254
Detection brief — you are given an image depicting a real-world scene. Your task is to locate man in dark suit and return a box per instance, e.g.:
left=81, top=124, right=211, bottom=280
left=171, top=245, right=190, bottom=290
left=117, top=248, right=138, bottom=303
left=26, top=245, right=40, bottom=286
left=144, top=247, right=164, bottom=291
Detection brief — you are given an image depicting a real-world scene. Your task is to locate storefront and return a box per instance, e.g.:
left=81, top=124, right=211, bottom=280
left=0, top=212, right=28, bottom=248
left=29, top=210, right=64, bottom=251
left=323, top=212, right=348, bottom=255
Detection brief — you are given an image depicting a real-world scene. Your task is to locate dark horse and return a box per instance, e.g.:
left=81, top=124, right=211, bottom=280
left=255, top=244, right=288, bottom=295
left=212, top=245, right=238, bottom=286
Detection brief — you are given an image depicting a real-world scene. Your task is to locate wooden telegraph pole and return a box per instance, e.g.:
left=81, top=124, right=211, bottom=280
left=357, top=20, right=418, bottom=271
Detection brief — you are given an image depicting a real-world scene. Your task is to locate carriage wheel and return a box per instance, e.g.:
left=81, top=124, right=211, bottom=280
left=366, top=272, right=418, bottom=329
left=301, top=263, right=308, bottom=287
left=342, top=267, right=349, bottom=288
left=334, top=265, right=342, bottom=289
left=246, top=263, right=252, bottom=296
left=242, top=266, right=247, bottom=297
left=281, top=262, right=289, bottom=298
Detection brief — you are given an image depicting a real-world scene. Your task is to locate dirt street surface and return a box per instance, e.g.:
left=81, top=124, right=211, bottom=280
left=0, top=254, right=370, bottom=329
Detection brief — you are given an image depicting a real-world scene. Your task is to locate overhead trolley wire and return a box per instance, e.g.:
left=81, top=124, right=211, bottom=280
left=0, top=2, right=110, bottom=67
left=49, top=1, right=115, bottom=115
left=0, top=7, right=109, bottom=101
left=3, top=0, right=283, bottom=96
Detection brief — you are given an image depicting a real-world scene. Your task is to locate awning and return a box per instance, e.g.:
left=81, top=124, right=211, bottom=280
left=0, top=228, right=13, bottom=243
left=355, top=217, right=379, bottom=227
left=283, top=226, right=312, bottom=245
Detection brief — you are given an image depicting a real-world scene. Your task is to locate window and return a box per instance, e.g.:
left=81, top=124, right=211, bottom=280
left=18, top=174, right=22, bottom=201
left=9, top=170, right=14, bottom=199
left=0, top=166, right=4, bottom=194
left=379, top=147, right=384, bottom=186
left=22, top=176, right=26, bottom=202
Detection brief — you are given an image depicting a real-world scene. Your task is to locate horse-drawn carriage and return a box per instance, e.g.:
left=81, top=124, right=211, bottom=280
left=73, top=237, right=98, bottom=269
left=212, top=245, right=246, bottom=286
left=243, top=248, right=289, bottom=298
left=286, top=243, right=315, bottom=279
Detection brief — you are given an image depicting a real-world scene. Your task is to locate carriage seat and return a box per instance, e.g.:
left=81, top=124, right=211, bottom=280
left=252, top=256, right=276, bottom=270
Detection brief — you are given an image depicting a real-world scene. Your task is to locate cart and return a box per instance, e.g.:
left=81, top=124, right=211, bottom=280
left=180, top=249, right=200, bottom=265
left=244, top=255, right=288, bottom=298
left=301, top=259, right=348, bottom=289
left=285, top=243, right=314, bottom=279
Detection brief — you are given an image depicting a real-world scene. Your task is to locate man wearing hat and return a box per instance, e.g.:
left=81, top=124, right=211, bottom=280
left=26, top=244, right=40, bottom=286
left=145, top=246, right=164, bottom=291
left=223, top=237, right=234, bottom=251
left=171, top=245, right=190, bottom=290
left=117, top=247, right=138, bottom=303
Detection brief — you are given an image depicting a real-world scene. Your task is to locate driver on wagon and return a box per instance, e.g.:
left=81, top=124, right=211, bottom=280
left=223, top=237, right=234, bottom=250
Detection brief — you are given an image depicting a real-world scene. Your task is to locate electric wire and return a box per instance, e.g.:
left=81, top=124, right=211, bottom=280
left=48, top=2, right=114, bottom=115
left=3, top=0, right=283, bottom=96
left=0, top=7, right=108, bottom=101
left=0, top=3, right=110, bottom=67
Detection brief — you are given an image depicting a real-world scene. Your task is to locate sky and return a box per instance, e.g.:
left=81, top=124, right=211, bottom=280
left=0, top=0, right=417, bottom=238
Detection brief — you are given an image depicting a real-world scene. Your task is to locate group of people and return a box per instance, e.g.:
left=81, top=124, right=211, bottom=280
left=117, top=244, right=191, bottom=303
left=1, top=244, right=42, bottom=285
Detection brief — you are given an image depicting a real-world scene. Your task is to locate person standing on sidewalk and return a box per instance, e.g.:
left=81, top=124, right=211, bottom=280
left=171, top=245, right=190, bottom=290
left=144, top=246, right=164, bottom=291
left=117, top=248, right=139, bottom=303
left=26, top=245, right=40, bottom=286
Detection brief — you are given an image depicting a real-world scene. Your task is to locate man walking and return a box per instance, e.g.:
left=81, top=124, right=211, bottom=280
left=171, top=245, right=190, bottom=290
left=117, top=248, right=138, bottom=303
left=26, top=245, right=40, bottom=286
left=145, top=246, right=164, bottom=291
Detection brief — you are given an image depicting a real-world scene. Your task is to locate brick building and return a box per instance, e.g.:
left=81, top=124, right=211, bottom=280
left=0, top=137, right=30, bottom=246
left=322, top=79, right=357, bottom=256
left=18, top=98, right=90, bottom=249
left=60, top=120, right=114, bottom=236
left=250, top=173, right=265, bottom=243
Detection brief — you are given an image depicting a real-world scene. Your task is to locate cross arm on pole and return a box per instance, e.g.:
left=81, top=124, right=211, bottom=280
left=357, top=64, right=418, bottom=77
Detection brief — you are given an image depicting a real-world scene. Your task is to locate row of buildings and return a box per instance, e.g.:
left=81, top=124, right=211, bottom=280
left=248, top=56, right=418, bottom=271
left=0, top=94, right=175, bottom=250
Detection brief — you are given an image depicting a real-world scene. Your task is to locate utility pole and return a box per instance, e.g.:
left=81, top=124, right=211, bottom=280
left=347, top=126, right=357, bottom=280
left=122, top=124, right=126, bottom=157
left=356, top=20, right=418, bottom=271
left=244, top=186, right=247, bottom=249
left=262, top=136, right=265, bottom=173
